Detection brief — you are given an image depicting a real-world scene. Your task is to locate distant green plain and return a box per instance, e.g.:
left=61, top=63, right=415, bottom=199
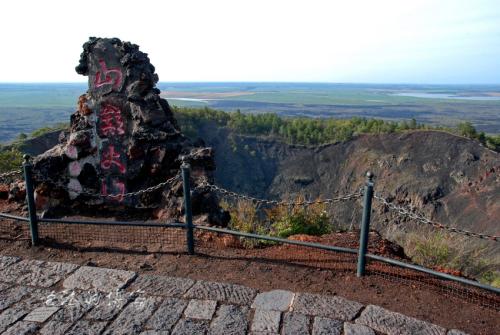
left=0, top=82, right=499, bottom=143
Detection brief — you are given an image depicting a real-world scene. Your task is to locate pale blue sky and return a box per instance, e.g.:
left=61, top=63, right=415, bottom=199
left=0, top=0, right=499, bottom=84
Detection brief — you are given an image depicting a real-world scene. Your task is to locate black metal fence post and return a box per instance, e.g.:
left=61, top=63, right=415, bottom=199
left=23, top=155, right=39, bottom=246
left=357, top=171, right=374, bottom=277
left=181, top=163, right=195, bottom=255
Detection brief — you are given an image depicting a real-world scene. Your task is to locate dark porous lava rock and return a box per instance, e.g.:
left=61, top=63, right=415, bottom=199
left=31, top=37, right=228, bottom=226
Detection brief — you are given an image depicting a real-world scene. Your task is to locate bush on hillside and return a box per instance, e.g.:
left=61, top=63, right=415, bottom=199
left=266, top=197, right=331, bottom=238
left=172, top=106, right=500, bottom=152
left=0, top=148, right=23, bottom=173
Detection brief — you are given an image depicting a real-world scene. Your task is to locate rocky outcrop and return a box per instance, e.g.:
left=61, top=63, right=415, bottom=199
left=31, top=37, right=228, bottom=225
left=192, top=124, right=500, bottom=244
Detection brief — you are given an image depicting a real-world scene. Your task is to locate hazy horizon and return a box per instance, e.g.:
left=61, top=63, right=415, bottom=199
left=1, top=82, right=500, bottom=86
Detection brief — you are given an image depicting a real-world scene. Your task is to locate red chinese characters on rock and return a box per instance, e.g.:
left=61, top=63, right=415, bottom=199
left=100, top=104, right=125, bottom=137
left=94, top=60, right=127, bottom=202
left=94, top=59, right=123, bottom=90
left=100, top=144, right=127, bottom=202
left=100, top=145, right=126, bottom=174
left=101, top=178, right=126, bottom=202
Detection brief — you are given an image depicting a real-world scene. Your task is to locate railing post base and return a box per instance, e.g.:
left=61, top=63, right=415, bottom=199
left=181, top=163, right=195, bottom=255
left=357, top=171, right=374, bottom=277
left=23, top=155, right=39, bottom=246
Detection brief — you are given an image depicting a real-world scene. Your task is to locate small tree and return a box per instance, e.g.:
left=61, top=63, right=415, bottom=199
left=409, top=118, right=417, bottom=129
left=457, top=122, right=477, bottom=138
left=0, top=149, right=23, bottom=173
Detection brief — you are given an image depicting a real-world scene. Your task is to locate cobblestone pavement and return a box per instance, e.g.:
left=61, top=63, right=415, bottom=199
left=0, top=256, right=470, bottom=335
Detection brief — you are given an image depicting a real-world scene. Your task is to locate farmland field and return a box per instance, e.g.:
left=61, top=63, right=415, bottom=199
left=0, top=82, right=499, bottom=143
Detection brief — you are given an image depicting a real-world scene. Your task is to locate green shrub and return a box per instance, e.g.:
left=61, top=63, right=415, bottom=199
left=0, top=148, right=23, bottom=173
left=220, top=199, right=272, bottom=248
left=221, top=196, right=332, bottom=246
left=481, top=271, right=500, bottom=288
left=223, top=199, right=259, bottom=234
left=457, top=121, right=477, bottom=138
left=411, top=233, right=451, bottom=267
left=267, top=197, right=331, bottom=238
left=30, top=123, right=67, bottom=138
left=485, top=135, right=500, bottom=151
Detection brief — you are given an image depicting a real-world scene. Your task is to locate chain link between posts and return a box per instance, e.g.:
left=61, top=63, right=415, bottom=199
left=33, top=172, right=181, bottom=200
left=196, top=181, right=364, bottom=206
left=8, top=163, right=499, bottom=243
left=373, top=193, right=499, bottom=242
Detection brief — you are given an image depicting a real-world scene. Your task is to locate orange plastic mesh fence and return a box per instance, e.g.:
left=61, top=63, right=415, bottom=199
left=1, top=216, right=498, bottom=311
left=0, top=218, right=30, bottom=241
left=366, top=260, right=500, bottom=311
left=37, top=222, right=187, bottom=253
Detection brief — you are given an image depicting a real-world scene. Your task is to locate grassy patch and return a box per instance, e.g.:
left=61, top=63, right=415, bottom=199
left=220, top=196, right=333, bottom=247
left=266, top=197, right=331, bottom=238
left=403, top=231, right=500, bottom=288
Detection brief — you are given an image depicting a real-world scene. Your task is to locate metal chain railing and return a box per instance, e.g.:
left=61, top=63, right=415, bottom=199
left=32, top=171, right=181, bottom=200
left=373, top=193, right=500, bottom=242
left=196, top=181, right=364, bottom=206
left=95, top=173, right=182, bottom=199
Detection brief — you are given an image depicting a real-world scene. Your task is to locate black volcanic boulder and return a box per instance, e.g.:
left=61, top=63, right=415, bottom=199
left=32, top=37, right=228, bottom=226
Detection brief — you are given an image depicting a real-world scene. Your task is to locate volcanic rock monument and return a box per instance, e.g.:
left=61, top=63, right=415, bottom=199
left=32, top=37, right=227, bottom=225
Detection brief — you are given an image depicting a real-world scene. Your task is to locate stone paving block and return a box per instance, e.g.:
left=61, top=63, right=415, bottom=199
left=85, top=291, right=131, bottom=321
left=66, top=320, right=108, bottom=335
left=184, top=299, right=217, bottom=320
left=0, top=282, right=13, bottom=292
left=2, top=260, right=78, bottom=287
left=0, top=289, right=49, bottom=331
left=103, top=296, right=161, bottom=335
left=447, top=330, right=470, bottom=335
left=13, top=288, right=53, bottom=317
left=344, top=322, right=375, bottom=335
left=251, top=309, right=281, bottom=333
left=39, top=321, right=73, bottom=335
left=128, top=274, right=195, bottom=297
left=282, top=311, right=310, bottom=335
left=23, top=306, right=60, bottom=322
left=185, top=280, right=258, bottom=305
left=25, top=287, right=53, bottom=304
left=355, top=305, right=447, bottom=335
left=140, top=331, right=170, bottom=335
left=146, top=297, right=188, bottom=331
left=251, top=290, right=294, bottom=311
left=51, top=302, right=93, bottom=323
left=208, top=304, right=249, bottom=335
left=312, top=316, right=343, bottom=335
left=292, top=293, right=363, bottom=321
left=0, top=255, right=20, bottom=271
left=1, top=260, right=40, bottom=283
left=0, top=286, right=32, bottom=311
left=0, top=305, right=30, bottom=333
left=171, top=318, right=209, bottom=335
left=63, top=266, right=136, bottom=292
left=2, top=321, right=39, bottom=335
